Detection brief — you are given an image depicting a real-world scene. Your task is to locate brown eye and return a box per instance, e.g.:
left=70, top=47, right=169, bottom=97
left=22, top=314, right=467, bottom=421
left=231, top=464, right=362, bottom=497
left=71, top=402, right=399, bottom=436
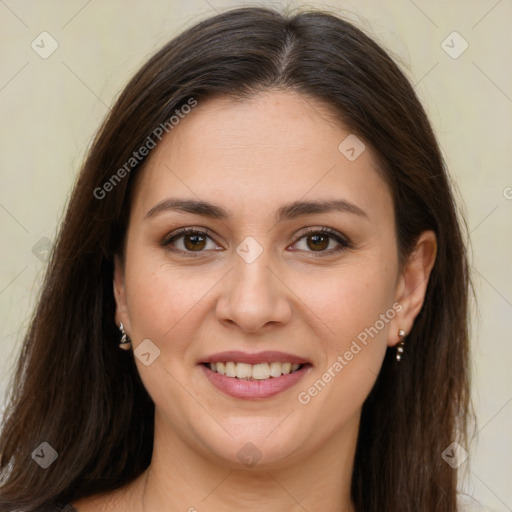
left=164, top=228, right=220, bottom=255
left=183, top=233, right=207, bottom=251
left=306, top=233, right=330, bottom=251
left=291, top=228, right=351, bottom=256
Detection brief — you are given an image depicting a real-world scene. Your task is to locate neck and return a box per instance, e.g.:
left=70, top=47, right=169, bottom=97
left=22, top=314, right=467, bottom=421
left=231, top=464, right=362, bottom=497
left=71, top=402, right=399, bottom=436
left=124, top=411, right=359, bottom=512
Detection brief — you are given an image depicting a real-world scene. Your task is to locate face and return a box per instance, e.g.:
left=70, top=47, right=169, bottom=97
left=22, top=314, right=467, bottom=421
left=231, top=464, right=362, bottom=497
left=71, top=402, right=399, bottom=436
left=114, top=91, right=435, bottom=470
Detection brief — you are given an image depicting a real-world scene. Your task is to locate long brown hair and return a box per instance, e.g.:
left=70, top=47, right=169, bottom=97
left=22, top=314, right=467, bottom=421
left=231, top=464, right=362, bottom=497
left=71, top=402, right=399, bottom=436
left=0, top=7, right=472, bottom=511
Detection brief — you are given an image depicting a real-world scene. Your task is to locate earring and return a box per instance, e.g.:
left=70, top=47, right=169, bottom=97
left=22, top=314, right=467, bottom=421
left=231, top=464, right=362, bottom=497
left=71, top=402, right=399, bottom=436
left=119, top=322, right=131, bottom=350
left=396, top=329, right=405, bottom=362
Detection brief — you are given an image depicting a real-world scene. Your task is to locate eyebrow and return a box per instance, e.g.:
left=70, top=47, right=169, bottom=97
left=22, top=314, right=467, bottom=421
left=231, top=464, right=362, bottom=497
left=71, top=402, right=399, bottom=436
left=145, top=197, right=368, bottom=221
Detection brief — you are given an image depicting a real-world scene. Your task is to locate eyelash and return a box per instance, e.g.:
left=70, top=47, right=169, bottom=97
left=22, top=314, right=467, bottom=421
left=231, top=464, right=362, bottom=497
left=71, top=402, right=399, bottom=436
left=161, top=226, right=352, bottom=258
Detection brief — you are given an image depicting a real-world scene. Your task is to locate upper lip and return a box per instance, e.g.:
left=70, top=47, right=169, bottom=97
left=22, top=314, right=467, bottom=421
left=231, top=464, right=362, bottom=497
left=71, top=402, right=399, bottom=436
left=201, top=350, right=310, bottom=365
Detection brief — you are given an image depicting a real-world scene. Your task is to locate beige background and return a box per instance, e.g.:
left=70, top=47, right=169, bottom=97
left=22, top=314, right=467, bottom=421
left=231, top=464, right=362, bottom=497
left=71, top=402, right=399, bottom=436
left=1, top=0, right=511, bottom=509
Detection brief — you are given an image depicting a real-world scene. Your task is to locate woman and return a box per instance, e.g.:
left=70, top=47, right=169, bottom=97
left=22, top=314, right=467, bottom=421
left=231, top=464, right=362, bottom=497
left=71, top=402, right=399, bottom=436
left=0, top=6, right=473, bottom=512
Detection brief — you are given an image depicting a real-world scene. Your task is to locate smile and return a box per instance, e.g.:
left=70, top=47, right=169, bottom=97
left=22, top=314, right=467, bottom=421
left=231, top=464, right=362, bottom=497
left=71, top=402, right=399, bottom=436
left=206, top=361, right=302, bottom=380
left=200, top=351, right=312, bottom=399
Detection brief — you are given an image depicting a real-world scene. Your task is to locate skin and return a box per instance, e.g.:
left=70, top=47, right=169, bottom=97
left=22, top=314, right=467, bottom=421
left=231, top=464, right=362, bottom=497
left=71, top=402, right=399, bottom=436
left=74, top=91, right=436, bottom=512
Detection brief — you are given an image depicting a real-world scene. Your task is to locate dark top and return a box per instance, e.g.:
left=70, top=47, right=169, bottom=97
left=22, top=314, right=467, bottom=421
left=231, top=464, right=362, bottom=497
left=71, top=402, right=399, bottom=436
left=34, top=505, right=77, bottom=512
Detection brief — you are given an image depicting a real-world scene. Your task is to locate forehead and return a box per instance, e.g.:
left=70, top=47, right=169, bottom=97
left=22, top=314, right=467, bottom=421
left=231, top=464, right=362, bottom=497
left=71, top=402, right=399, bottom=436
left=130, top=91, right=393, bottom=223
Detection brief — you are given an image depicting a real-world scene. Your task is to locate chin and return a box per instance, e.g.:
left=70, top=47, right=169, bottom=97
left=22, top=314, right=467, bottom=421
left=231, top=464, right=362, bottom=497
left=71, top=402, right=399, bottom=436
left=193, top=417, right=309, bottom=470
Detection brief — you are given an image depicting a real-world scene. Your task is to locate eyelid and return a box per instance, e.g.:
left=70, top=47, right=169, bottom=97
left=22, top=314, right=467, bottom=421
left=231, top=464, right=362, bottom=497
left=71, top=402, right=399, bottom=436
left=289, top=226, right=353, bottom=254
left=160, top=226, right=223, bottom=256
left=161, top=226, right=218, bottom=242
left=292, top=226, right=351, bottom=245
left=162, top=225, right=352, bottom=256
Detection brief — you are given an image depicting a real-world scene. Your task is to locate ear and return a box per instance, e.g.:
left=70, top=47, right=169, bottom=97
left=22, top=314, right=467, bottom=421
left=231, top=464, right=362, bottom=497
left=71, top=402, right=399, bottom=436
left=388, top=230, right=437, bottom=347
left=113, top=254, right=131, bottom=332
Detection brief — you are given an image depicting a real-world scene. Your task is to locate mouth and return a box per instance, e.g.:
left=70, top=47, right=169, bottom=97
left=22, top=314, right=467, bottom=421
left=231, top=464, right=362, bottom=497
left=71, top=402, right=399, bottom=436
left=199, top=351, right=312, bottom=399
left=201, top=361, right=305, bottom=380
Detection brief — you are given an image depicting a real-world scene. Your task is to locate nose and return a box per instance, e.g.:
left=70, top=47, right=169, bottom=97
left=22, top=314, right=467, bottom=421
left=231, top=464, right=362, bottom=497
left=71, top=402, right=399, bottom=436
left=215, top=249, right=292, bottom=334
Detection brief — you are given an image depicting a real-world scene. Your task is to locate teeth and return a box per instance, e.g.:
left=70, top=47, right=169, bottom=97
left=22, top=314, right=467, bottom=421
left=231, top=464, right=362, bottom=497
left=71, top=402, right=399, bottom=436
left=252, top=363, right=270, bottom=380
left=269, top=362, right=282, bottom=378
left=208, top=361, right=303, bottom=380
left=236, top=363, right=253, bottom=379
left=225, top=361, right=236, bottom=377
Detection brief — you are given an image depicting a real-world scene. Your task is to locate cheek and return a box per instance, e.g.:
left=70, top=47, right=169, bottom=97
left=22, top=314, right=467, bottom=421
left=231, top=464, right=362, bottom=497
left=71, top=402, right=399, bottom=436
left=296, top=263, right=397, bottom=348
left=294, top=262, right=396, bottom=405
left=122, top=249, right=202, bottom=347
left=294, top=272, right=393, bottom=421
left=121, top=252, right=211, bottom=410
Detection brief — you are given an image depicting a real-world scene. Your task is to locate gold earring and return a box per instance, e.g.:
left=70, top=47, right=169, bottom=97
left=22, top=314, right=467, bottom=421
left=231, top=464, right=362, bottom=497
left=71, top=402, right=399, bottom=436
left=119, top=322, right=131, bottom=350
left=396, top=329, right=405, bottom=362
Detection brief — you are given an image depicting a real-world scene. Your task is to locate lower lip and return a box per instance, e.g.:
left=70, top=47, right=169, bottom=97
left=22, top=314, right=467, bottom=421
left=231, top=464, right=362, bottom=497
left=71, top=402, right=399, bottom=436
left=200, top=364, right=311, bottom=399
